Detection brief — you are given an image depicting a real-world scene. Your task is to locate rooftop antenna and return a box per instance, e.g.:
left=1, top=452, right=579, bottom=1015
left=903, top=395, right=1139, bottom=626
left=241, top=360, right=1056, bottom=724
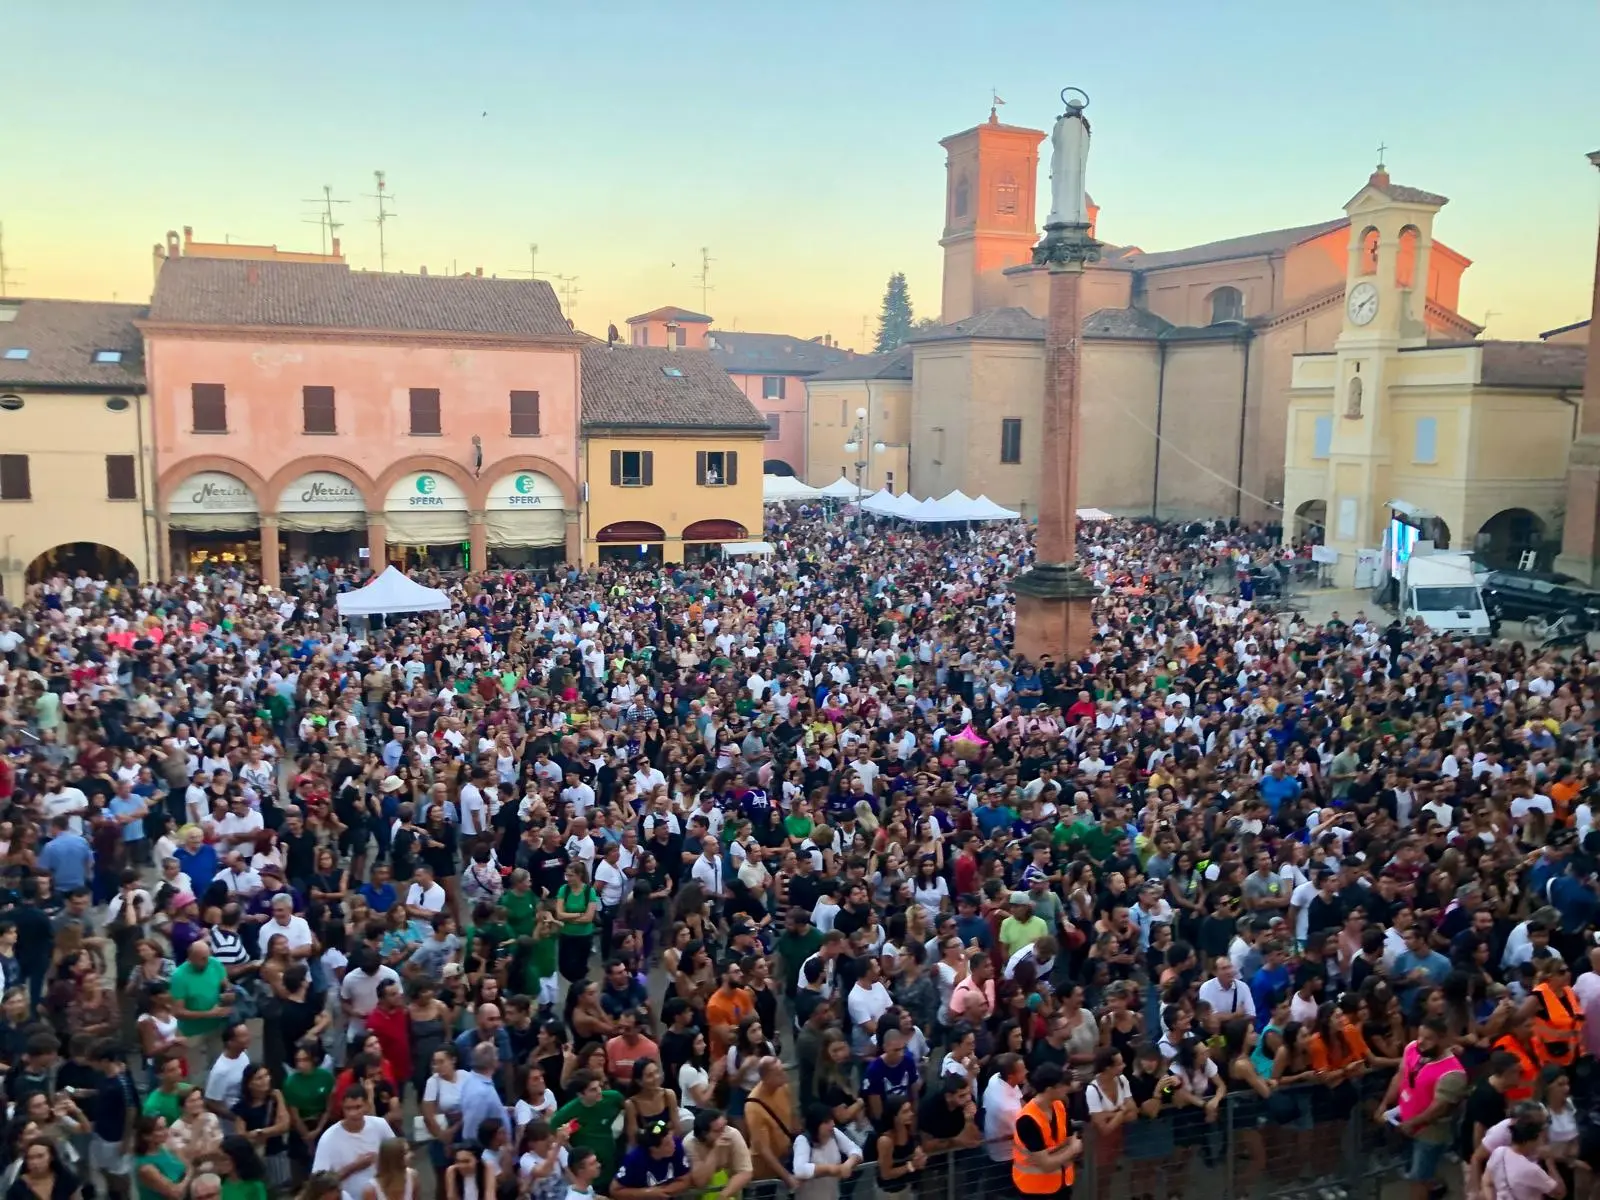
left=554, top=274, right=582, bottom=320
left=0, top=223, right=21, bottom=298
left=860, top=314, right=870, bottom=349
left=693, top=246, right=715, bottom=314
left=1482, top=309, right=1501, bottom=333
left=299, top=185, right=349, bottom=256
left=366, top=170, right=396, bottom=271
left=512, top=243, right=549, bottom=281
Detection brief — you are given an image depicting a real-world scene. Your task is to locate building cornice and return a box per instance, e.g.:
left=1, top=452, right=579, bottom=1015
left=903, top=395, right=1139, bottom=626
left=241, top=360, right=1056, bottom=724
left=136, top=320, right=587, bottom=352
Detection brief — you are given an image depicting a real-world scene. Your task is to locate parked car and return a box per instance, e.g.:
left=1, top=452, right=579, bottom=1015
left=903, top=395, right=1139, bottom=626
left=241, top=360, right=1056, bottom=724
left=1481, top=570, right=1600, bottom=634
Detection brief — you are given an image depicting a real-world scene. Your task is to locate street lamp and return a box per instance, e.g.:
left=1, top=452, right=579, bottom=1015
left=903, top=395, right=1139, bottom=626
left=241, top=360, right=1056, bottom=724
left=843, top=406, right=886, bottom=529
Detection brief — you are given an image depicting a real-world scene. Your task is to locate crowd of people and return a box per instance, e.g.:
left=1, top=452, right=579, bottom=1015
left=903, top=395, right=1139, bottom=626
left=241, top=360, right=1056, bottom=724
left=0, top=507, right=1598, bottom=1200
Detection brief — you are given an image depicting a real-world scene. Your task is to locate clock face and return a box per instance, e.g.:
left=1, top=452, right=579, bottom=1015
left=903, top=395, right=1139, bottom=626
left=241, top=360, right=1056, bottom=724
left=1347, top=282, right=1379, bottom=326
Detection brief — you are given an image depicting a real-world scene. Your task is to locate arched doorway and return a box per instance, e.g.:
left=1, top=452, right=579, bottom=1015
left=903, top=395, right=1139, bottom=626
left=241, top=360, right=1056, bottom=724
left=1292, top=499, right=1326, bottom=544
left=26, top=543, right=138, bottom=585
left=1476, top=508, right=1547, bottom=570
left=166, top=470, right=262, bottom=573
left=595, top=521, right=665, bottom=565
left=763, top=460, right=796, bottom=477
left=682, top=519, right=748, bottom=565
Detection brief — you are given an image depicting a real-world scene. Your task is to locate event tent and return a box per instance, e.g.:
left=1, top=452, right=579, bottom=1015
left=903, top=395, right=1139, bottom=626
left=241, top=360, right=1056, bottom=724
left=1076, top=507, right=1114, bottom=521
left=336, top=566, right=452, bottom=616
left=818, top=476, right=871, bottom=499
left=968, top=495, right=1022, bottom=520
left=720, top=540, right=775, bottom=557
left=762, top=474, right=823, bottom=503
left=860, top=488, right=920, bottom=518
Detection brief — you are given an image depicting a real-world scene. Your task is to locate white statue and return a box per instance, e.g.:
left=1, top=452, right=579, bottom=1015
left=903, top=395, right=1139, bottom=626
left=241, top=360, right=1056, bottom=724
left=1046, top=94, right=1091, bottom=228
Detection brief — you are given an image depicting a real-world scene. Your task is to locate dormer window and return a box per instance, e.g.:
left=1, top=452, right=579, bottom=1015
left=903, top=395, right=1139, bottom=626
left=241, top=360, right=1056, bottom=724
left=661, top=366, right=685, bottom=378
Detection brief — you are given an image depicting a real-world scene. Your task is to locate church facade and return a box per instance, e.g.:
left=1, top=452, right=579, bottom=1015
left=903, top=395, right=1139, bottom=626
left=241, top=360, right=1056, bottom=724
left=885, top=109, right=1484, bottom=522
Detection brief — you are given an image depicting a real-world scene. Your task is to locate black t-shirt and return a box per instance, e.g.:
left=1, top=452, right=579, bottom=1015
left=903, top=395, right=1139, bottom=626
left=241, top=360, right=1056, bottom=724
left=1461, top=1080, right=1507, bottom=1154
left=1027, top=1040, right=1068, bottom=1072
left=916, top=1089, right=968, bottom=1142
left=529, top=847, right=569, bottom=898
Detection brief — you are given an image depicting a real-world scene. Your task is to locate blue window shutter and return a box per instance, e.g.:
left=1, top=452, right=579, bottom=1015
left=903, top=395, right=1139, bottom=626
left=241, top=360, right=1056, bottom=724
left=1415, top=417, right=1437, bottom=464
left=1313, top=415, right=1332, bottom=459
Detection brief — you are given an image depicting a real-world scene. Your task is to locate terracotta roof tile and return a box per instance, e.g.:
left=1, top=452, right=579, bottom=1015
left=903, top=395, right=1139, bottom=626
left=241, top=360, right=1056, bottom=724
left=1477, top=340, right=1585, bottom=390
left=1120, top=218, right=1349, bottom=272
left=625, top=305, right=713, bottom=325
left=808, top=347, right=913, bottom=382
left=0, top=298, right=147, bottom=390
left=148, top=258, right=573, bottom=338
left=907, top=307, right=1045, bottom=344
left=580, top=345, right=767, bottom=432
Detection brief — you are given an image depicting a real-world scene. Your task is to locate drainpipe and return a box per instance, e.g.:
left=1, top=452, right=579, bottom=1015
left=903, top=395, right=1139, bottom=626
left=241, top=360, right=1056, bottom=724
left=1151, top=340, right=1168, bottom=519
left=134, top=391, right=154, bottom=582
left=1234, top=331, right=1252, bottom=521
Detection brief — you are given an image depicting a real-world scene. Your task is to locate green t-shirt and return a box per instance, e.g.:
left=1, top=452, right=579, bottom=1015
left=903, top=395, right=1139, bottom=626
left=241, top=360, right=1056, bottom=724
left=1081, top=825, right=1120, bottom=862
left=524, top=931, right=559, bottom=992
left=282, top=1067, right=334, bottom=1122
left=136, top=1149, right=185, bottom=1200
left=141, top=1087, right=188, bottom=1126
left=503, top=890, right=537, bottom=940
left=784, top=814, right=814, bottom=841
left=222, top=1179, right=268, bottom=1200
left=169, top=957, right=228, bottom=1036
left=775, top=927, right=824, bottom=995
left=556, top=885, right=598, bottom=938
left=552, top=1090, right=626, bottom=1171
left=999, top=914, right=1049, bottom=962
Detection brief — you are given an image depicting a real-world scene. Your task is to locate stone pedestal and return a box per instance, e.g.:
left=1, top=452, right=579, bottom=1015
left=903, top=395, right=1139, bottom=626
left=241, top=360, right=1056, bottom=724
left=1014, top=562, right=1098, bottom=662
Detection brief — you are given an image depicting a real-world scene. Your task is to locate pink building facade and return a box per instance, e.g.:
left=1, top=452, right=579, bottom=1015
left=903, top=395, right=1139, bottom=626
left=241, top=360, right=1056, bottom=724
left=143, top=258, right=583, bottom=583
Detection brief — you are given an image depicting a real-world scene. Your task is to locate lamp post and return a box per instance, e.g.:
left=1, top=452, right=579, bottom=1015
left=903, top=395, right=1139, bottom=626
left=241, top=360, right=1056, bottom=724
left=1013, top=87, right=1102, bottom=663
left=843, top=406, right=886, bottom=528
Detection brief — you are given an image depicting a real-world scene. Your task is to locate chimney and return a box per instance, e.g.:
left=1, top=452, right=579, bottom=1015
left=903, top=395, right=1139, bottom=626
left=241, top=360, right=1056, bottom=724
left=166, top=230, right=181, bottom=259
left=475, top=267, right=483, bottom=278
left=420, top=265, right=428, bottom=276
left=182, top=226, right=194, bottom=252
left=666, top=320, right=679, bottom=351
left=330, top=236, right=341, bottom=258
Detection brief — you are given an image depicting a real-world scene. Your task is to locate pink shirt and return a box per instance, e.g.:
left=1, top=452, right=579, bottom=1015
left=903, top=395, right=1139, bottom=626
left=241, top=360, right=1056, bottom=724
left=1484, top=1146, right=1559, bottom=1200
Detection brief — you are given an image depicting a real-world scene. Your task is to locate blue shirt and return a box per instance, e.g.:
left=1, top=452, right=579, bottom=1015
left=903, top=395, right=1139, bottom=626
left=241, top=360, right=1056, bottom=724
left=361, top=882, right=398, bottom=913
left=108, top=795, right=148, bottom=843
left=1250, top=964, right=1290, bottom=1030
left=175, top=844, right=218, bottom=894
left=38, top=832, right=94, bottom=890
left=1259, top=773, right=1303, bottom=816
left=454, top=1027, right=514, bottom=1068
left=456, top=1069, right=510, bottom=1145
left=862, top=1053, right=919, bottom=1099
left=615, top=1140, right=690, bottom=1191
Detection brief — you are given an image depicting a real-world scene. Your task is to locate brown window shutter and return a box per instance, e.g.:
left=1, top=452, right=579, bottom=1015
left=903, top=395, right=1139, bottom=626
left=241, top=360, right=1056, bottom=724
left=509, top=390, right=541, bottom=437
left=725, top=451, right=738, bottom=485
left=610, top=450, right=622, bottom=486
left=106, top=455, right=137, bottom=500
left=696, top=451, right=707, bottom=486
left=642, top=451, right=654, bottom=486
left=0, top=455, right=29, bottom=500
left=191, top=383, right=227, bottom=433
left=777, top=377, right=786, bottom=400
left=409, top=388, right=441, bottom=435
left=302, top=386, right=336, bottom=434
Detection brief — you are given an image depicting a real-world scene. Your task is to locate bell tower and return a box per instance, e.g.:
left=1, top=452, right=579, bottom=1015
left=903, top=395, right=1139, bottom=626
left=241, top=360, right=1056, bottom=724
left=938, top=108, right=1045, bottom=323
left=1322, top=160, right=1449, bottom=564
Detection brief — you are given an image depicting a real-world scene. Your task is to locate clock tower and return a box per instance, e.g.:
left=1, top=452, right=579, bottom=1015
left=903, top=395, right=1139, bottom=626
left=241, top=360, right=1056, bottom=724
left=1322, top=162, right=1448, bottom=564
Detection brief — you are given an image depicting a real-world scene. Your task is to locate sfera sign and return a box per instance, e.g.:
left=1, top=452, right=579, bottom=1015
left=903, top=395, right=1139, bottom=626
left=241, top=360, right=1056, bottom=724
left=486, top=471, right=564, bottom=511
left=384, top=472, right=467, bottom=512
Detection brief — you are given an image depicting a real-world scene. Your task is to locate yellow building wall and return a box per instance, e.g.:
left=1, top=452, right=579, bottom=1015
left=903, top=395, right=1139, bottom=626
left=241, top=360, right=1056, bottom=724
left=1078, top=341, right=1161, bottom=515
left=0, top=389, right=158, bottom=597
left=805, top=378, right=912, bottom=492
left=909, top=346, right=975, bottom=502
left=580, top=434, right=764, bottom=565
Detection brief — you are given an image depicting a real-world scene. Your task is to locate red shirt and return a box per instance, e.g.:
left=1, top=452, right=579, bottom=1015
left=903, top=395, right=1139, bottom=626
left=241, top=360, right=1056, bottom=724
left=366, top=1004, right=412, bottom=1081
left=953, top=852, right=979, bottom=898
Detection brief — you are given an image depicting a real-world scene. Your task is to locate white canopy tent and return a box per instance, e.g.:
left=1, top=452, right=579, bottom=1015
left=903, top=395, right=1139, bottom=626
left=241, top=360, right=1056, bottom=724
left=720, top=540, right=775, bottom=557
left=762, top=474, right=823, bottom=504
left=818, top=476, right=871, bottom=499
left=336, top=566, right=452, bottom=617
left=969, top=495, right=1022, bottom=520
left=860, top=488, right=919, bottom=518
left=1076, top=507, right=1115, bottom=521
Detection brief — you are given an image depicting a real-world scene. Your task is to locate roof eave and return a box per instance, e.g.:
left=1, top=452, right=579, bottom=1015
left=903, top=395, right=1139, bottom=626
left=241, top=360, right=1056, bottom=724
left=137, top=319, right=585, bottom=347
left=0, top=379, right=147, bottom=393
left=581, top=422, right=770, bottom=434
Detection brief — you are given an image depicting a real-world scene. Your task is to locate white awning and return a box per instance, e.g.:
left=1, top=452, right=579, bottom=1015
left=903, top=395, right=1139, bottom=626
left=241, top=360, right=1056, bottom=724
left=336, top=567, right=451, bottom=616
left=763, top=475, right=823, bottom=503
left=721, top=540, right=775, bottom=557
left=818, top=477, right=870, bottom=499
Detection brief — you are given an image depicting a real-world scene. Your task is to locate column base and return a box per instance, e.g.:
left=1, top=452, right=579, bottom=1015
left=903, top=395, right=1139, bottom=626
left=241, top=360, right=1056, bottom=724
left=1013, top=562, right=1099, bottom=663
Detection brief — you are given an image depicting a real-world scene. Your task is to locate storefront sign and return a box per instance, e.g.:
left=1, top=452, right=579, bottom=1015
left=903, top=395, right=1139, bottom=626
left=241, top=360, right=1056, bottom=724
left=486, top=471, right=565, bottom=510
left=168, top=471, right=258, bottom=515
left=278, top=472, right=365, bottom=512
left=385, top=472, right=468, bottom=511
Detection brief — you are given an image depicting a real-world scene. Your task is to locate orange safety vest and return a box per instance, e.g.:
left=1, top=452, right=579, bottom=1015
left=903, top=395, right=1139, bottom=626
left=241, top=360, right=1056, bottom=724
left=1492, top=1034, right=1540, bottom=1102
left=1012, top=1096, right=1076, bottom=1195
left=1532, top=981, right=1585, bottom=1067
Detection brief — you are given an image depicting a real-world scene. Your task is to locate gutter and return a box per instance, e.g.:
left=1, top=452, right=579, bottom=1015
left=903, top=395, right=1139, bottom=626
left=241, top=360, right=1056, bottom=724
left=1152, top=341, right=1167, bottom=518
left=1235, top=330, right=1252, bottom=520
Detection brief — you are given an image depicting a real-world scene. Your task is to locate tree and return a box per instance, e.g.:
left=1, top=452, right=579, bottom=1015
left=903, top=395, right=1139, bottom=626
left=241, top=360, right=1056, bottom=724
left=874, top=272, right=914, bottom=352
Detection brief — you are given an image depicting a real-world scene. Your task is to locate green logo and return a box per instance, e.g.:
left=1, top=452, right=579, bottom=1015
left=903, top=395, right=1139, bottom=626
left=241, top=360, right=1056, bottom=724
left=514, top=474, right=533, bottom=494
left=416, top=475, right=436, bottom=495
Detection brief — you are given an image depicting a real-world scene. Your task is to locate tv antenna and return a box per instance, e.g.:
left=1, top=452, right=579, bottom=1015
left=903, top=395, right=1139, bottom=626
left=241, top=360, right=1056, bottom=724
left=860, top=314, right=870, bottom=349
left=0, top=223, right=21, bottom=298
left=512, top=243, right=549, bottom=281
left=366, top=170, right=397, bottom=271
left=554, top=274, right=582, bottom=320
left=300, top=185, right=349, bottom=256
left=1483, top=309, right=1501, bottom=332
left=693, top=246, right=715, bottom=313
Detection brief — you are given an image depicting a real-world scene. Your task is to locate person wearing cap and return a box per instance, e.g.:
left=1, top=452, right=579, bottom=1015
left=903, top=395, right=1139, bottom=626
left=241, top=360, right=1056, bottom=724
left=999, top=892, right=1048, bottom=963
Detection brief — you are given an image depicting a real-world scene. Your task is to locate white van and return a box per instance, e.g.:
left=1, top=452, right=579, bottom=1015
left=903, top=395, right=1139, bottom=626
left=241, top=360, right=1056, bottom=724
left=1401, top=552, right=1492, bottom=636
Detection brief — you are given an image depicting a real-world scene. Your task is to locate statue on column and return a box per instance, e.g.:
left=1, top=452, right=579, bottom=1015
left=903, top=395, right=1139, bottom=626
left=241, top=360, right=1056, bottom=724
left=1046, top=89, right=1091, bottom=229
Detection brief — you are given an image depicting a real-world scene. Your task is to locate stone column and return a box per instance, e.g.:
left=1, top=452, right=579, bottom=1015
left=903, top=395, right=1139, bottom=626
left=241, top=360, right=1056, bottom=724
left=366, top=515, right=387, bottom=570
left=1554, top=151, right=1600, bottom=585
left=565, top=511, right=581, bottom=567
left=156, top=517, right=172, bottom=582
left=259, top=517, right=281, bottom=588
left=468, top=511, right=488, bottom=573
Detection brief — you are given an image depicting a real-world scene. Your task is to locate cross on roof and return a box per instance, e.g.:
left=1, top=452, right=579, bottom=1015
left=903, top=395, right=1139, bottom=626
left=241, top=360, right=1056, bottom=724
left=1376, top=141, right=1388, bottom=168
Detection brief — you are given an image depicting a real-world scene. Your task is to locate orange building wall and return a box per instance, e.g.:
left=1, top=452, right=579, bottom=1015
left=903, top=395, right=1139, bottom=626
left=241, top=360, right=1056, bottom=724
left=628, top=317, right=710, bottom=349
left=1283, top=227, right=1468, bottom=312
left=145, top=334, right=581, bottom=513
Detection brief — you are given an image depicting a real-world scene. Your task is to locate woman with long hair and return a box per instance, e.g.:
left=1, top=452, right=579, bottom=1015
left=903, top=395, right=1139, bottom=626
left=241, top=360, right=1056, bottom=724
left=872, top=1095, right=926, bottom=1196
left=726, top=1017, right=775, bottom=1126
left=133, top=1116, right=190, bottom=1200
left=419, top=1048, right=464, bottom=1184
left=811, top=1031, right=870, bottom=1152
left=215, top=1135, right=267, bottom=1200
left=622, top=1059, right=679, bottom=1146
left=789, top=1104, right=862, bottom=1200
left=442, top=1142, right=495, bottom=1200
left=675, top=1031, right=720, bottom=1113
left=167, top=1086, right=223, bottom=1171
left=7, top=1140, right=78, bottom=1200
left=554, top=864, right=598, bottom=985
left=363, top=1139, right=415, bottom=1200
left=230, top=1064, right=291, bottom=1190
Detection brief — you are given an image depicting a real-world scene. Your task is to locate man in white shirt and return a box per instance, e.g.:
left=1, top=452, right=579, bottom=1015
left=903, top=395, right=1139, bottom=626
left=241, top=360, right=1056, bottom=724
left=312, top=1089, right=394, bottom=1200
left=560, top=771, right=595, bottom=818
left=1197, top=956, right=1257, bottom=1021
left=404, top=865, right=448, bottom=923
left=265, top=894, right=316, bottom=958
left=981, top=1054, right=1027, bottom=1163
left=202, top=1021, right=252, bottom=1113
left=1572, top=944, right=1600, bottom=1060
left=338, top=953, right=401, bottom=1039
left=690, top=837, right=727, bottom=903
left=217, top=796, right=264, bottom=851
left=458, top=772, right=488, bottom=837
left=43, top=779, right=91, bottom=836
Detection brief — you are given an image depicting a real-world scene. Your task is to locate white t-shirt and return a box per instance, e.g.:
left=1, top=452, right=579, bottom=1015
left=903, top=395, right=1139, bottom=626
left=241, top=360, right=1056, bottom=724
left=423, top=1072, right=463, bottom=1117
left=264, top=914, right=315, bottom=955
left=981, top=1074, right=1023, bottom=1162
left=846, top=980, right=892, bottom=1031
left=513, top=1092, right=557, bottom=1130
left=339, top=966, right=401, bottom=1035
left=1085, top=1074, right=1133, bottom=1113
left=459, top=783, right=487, bottom=836
left=312, top=1115, right=393, bottom=1200
left=406, top=882, right=447, bottom=916
left=203, top=1050, right=251, bottom=1108
left=678, top=1063, right=712, bottom=1107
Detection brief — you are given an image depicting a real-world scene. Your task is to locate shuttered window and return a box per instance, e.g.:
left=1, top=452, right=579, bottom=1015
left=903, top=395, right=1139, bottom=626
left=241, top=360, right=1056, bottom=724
left=610, top=450, right=653, bottom=487
left=695, top=451, right=738, bottom=486
left=510, top=390, right=541, bottom=437
left=303, top=386, right=336, bottom=434
left=106, top=455, right=137, bottom=500
left=1000, top=419, right=1023, bottom=464
left=761, top=376, right=786, bottom=400
left=192, top=383, right=227, bottom=433
left=409, top=388, right=441, bottom=435
left=0, top=455, right=30, bottom=500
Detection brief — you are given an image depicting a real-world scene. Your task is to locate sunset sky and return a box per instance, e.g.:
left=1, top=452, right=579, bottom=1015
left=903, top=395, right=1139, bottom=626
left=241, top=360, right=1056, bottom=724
left=6, top=0, right=1596, bottom=344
